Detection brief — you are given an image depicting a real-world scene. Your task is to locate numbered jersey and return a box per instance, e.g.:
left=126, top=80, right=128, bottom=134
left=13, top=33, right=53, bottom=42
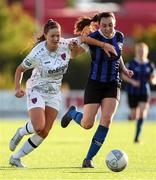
left=22, top=38, right=77, bottom=95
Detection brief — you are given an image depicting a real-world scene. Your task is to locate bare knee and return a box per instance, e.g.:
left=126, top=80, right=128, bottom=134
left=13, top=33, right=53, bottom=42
left=81, top=121, right=94, bottom=129
left=102, top=115, right=112, bottom=127
left=38, top=129, right=49, bottom=138
left=34, top=124, right=45, bottom=135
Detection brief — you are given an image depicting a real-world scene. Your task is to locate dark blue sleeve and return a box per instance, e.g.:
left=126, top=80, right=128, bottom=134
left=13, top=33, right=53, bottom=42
left=87, top=31, right=99, bottom=39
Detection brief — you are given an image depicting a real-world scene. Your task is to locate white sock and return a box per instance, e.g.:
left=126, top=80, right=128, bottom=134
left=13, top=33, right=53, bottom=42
left=13, top=134, right=44, bottom=159
left=19, top=121, right=35, bottom=136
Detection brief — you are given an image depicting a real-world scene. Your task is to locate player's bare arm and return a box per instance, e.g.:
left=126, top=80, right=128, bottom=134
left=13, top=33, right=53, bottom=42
left=120, top=57, right=134, bottom=78
left=80, top=36, right=117, bottom=57
left=14, top=64, right=26, bottom=98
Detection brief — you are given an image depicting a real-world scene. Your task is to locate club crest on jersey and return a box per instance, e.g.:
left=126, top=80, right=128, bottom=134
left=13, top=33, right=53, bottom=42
left=61, top=53, right=66, bottom=60
left=31, top=98, right=37, bottom=104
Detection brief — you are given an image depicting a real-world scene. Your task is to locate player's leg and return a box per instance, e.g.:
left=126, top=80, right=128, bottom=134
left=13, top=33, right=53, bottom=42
left=127, top=94, right=139, bottom=121
left=129, top=107, right=139, bottom=121
left=9, top=121, right=35, bottom=151
left=9, top=91, right=43, bottom=152
left=134, top=101, right=149, bottom=143
left=82, top=98, right=119, bottom=168
left=9, top=107, right=46, bottom=168
left=61, top=104, right=99, bottom=128
left=61, top=79, right=100, bottom=128
left=10, top=107, right=45, bottom=167
left=41, top=106, right=58, bottom=137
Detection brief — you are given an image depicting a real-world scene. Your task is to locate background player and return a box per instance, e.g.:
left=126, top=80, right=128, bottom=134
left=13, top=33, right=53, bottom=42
left=122, top=42, right=156, bottom=143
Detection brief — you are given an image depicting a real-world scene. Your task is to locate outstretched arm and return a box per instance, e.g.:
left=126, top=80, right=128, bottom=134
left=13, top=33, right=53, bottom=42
left=120, top=57, right=134, bottom=78
left=150, top=73, right=156, bottom=85
left=80, top=36, right=117, bottom=57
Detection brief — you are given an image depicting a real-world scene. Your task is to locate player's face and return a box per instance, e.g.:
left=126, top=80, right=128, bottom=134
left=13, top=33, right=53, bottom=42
left=99, top=17, right=116, bottom=38
left=136, top=44, right=149, bottom=60
left=44, top=28, right=61, bottom=51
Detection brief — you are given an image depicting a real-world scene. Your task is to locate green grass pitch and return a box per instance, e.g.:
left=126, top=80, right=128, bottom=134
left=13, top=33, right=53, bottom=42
left=1, top=119, right=156, bottom=180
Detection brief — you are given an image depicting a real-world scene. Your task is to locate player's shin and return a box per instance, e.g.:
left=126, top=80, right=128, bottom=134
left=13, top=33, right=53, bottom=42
left=19, top=121, right=35, bottom=136
left=134, top=118, right=144, bottom=142
left=85, top=125, right=109, bottom=160
left=12, top=134, right=44, bottom=159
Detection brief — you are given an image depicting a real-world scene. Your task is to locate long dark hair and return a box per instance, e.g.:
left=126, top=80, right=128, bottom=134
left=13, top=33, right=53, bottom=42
left=74, top=13, right=99, bottom=35
left=74, top=12, right=115, bottom=35
left=36, top=19, right=61, bottom=45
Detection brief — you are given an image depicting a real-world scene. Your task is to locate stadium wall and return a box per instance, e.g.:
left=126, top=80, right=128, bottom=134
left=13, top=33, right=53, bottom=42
left=0, top=90, right=156, bottom=120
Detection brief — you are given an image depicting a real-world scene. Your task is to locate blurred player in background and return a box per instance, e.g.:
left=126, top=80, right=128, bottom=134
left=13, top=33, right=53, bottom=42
left=61, top=12, right=133, bottom=168
left=9, top=19, right=117, bottom=168
left=122, top=42, right=156, bottom=143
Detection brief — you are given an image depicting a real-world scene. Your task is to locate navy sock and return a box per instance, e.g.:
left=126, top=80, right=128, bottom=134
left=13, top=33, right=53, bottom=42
left=135, top=118, right=144, bottom=141
left=68, top=109, right=83, bottom=125
left=86, top=125, right=109, bottom=160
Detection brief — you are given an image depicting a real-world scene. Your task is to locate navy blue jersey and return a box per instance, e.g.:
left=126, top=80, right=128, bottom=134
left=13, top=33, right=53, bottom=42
left=125, top=59, right=155, bottom=95
left=87, top=29, right=124, bottom=83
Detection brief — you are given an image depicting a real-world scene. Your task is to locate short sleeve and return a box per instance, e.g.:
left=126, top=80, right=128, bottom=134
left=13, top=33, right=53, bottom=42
left=21, top=49, right=37, bottom=69
left=80, top=43, right=89, bottom=52
left=116, top=31, right=124, bottom=51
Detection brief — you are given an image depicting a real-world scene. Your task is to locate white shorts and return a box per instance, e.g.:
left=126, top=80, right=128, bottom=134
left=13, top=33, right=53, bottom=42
left=27, top=90, right=61, bottom=111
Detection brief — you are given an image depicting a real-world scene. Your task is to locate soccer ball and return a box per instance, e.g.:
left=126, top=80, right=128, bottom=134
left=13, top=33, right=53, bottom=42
left=105, top=149, right=128, bottom=172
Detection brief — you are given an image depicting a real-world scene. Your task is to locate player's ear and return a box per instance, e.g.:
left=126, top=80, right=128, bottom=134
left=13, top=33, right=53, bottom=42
left=114, top=20, right=116, bottom=28
left=112, top=18, right=116, bottom=28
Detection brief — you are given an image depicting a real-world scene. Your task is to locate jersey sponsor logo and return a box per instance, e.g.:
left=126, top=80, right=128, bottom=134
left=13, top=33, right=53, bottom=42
left=61, top=53, right=66, bottom=60
left=31, top=98, right=37, bottom=104
left=44, top=61, right=50, bottom=64
left=48, top=64, right=68, bottom=74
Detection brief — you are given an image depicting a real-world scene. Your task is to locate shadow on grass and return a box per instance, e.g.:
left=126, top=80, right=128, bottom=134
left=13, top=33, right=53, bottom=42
left=0, top=166, right=109, bottom=173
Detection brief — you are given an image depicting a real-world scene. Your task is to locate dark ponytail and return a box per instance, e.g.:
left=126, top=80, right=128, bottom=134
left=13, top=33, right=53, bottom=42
left=36, top=19, right=61, bottom=45
left=74, top=13, right=101, bottom=35
left=74, top=17, right=92, bottom=35
left=91, top=13, right=100, bottom=23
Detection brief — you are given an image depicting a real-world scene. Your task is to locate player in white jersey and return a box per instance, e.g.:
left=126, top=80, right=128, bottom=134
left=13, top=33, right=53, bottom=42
left=9, top=19, right=117, bottom=168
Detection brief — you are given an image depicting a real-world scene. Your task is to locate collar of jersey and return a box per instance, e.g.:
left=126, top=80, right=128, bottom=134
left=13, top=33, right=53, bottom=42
left=134, top=58, right=149, bottom=64
left=44, top=41, right=58, bottom=54
left=98, top=29, right=116, bottom=39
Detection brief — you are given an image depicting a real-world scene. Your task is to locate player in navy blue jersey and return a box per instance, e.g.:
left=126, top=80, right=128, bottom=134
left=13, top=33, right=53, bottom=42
left=61, top=12, right=133, bottom=168
left=122, top=42, right=156, bottom=143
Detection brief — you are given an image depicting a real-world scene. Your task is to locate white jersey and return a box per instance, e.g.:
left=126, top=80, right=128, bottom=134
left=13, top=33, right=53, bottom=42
left=22, top=38, right=80, bottom=96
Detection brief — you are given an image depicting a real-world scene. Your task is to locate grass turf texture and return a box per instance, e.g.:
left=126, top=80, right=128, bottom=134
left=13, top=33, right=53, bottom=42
left=0, top=120, right=156, bottom=180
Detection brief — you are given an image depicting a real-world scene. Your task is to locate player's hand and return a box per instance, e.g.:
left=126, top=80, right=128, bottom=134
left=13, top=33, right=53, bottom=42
left=15, top=88, right=25, bottom=98
left=69, top=40, right=78, bottom=51
left=102, top=43, right=117, bottom=58
left=123, top=69, right=134, bottom=78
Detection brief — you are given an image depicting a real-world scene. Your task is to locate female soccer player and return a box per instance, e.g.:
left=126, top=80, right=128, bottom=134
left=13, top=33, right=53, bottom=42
left=9, top=19, right=117, bottom=168
left=61, top=12, right=133, bottom=168
left=122, top=42, right=156, bottom=143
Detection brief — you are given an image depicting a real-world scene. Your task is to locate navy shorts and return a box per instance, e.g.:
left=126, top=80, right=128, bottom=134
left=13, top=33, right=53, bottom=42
left=128, top=94, right=149, bottom=108
left=84, top=79, right=121, bottom=104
